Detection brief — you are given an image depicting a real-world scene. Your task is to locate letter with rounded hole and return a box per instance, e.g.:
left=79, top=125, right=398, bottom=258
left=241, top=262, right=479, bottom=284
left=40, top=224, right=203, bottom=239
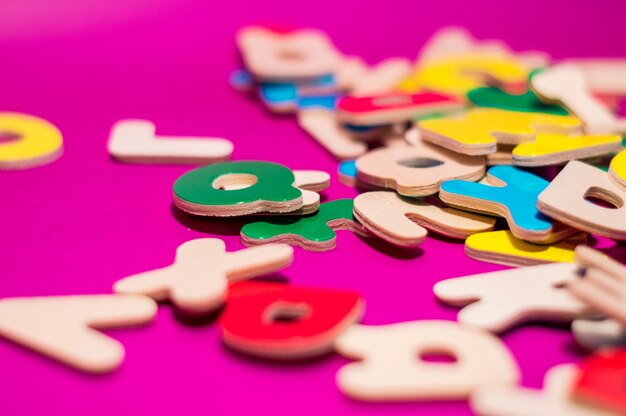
left=538, top=161, right=626, bottom=240
left=0, top=112, right=63, bottom=170
left=355, top=140, right=485, bottom=197
left=220, top=281, right=364, bottom=359
left=173, top=161, right=303, bottom=216
left=236, top=27, right=341, bottom=80
left=334, top=320, right=520, bottom=401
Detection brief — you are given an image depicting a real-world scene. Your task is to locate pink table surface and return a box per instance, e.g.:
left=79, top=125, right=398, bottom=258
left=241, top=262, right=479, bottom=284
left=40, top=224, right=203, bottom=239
left=1, top=0, right=626, bottom=414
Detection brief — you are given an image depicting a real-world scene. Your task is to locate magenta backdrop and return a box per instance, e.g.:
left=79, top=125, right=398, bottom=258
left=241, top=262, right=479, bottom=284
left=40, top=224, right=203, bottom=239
left=1, top=1, right=626, bottom=414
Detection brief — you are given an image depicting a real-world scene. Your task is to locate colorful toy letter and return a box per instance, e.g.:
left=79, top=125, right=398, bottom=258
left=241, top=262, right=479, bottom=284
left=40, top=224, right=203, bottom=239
left=537, top=161, right=626, bottom=240
left=220, top=281, right=363, bottom=359
left=240, top=199, right=371, bottom=251
left=419, top=108, right=581, bottom=155
left=173, top=161, right=317, bottom=217
left=464, top=230, right=582, bottom=267
left=440, top=166, right=577, bottom=243
left=0, top=112, right=63, bottom=170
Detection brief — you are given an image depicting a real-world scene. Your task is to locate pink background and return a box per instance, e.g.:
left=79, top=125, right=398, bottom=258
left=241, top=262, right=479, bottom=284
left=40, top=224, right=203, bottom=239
left=1, top=0, right=626, bottom=414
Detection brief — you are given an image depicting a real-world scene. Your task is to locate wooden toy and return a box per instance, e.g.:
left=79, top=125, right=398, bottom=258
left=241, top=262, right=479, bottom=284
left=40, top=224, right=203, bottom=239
left=0, top=112, right=63, bottom=170
left=349, top=58, right=412, bottom=97
left=433, top=262, right=588, bottom=333
left=467, top=87, right=568, bottom=115
left=220, top=281, right=363, bottom=359
left=416, top=26, right=494, bottom=65
left=114, top=238, right=293, bottom=314
left=532, top=66, right=626, bottom=134
left=557, top=59, right=626, bottom=96
left=573, top=319, right=626, bottom=350
left=0, top=294, right=157, bottom=373
left=511, top=132, right=621, bottom=167
left=537, top=161, right=626, bottom=240
left=337, top=92, right=463, bottom=126
left=282, top=170, right=329, bottom=215
left=334, top=320, right=520, bottom=401
left=415, top=26, right=550, bottom=71
left=397, top=26, right=550, bottom=96
left=418, top=108, right=582, bottom=155
left=353, top=191, right=495, bottom=246
left=297, top=109, right=368, bottom=160
left=440, top=166, right=577, bottom=243
left=236, top=26, right=341, bottom=81
left=290, top=170, right=330, bottom=192
left=400, top=54, right=531, bottom=97
left=337, top=160, right=358, bottom=187
left=355, top=139, right=486, bottom=197
left=240, top=199, right=371, bottom=251
left=108, top=120, right=233, bottom=164
left=609, top=150, right=626, bottom=189
left=173, top=161, right=328, bottom=217
left=471, top=364, right=612, bottom=416
left=573, top=348, right=626, bottom=414
left=464, top=230, right=582, bottom=267
left=402, top=54, right=533, bottom=96
left=567, top=246, right=626, bottom=327
left=575, top=245, right=626, bottom=280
